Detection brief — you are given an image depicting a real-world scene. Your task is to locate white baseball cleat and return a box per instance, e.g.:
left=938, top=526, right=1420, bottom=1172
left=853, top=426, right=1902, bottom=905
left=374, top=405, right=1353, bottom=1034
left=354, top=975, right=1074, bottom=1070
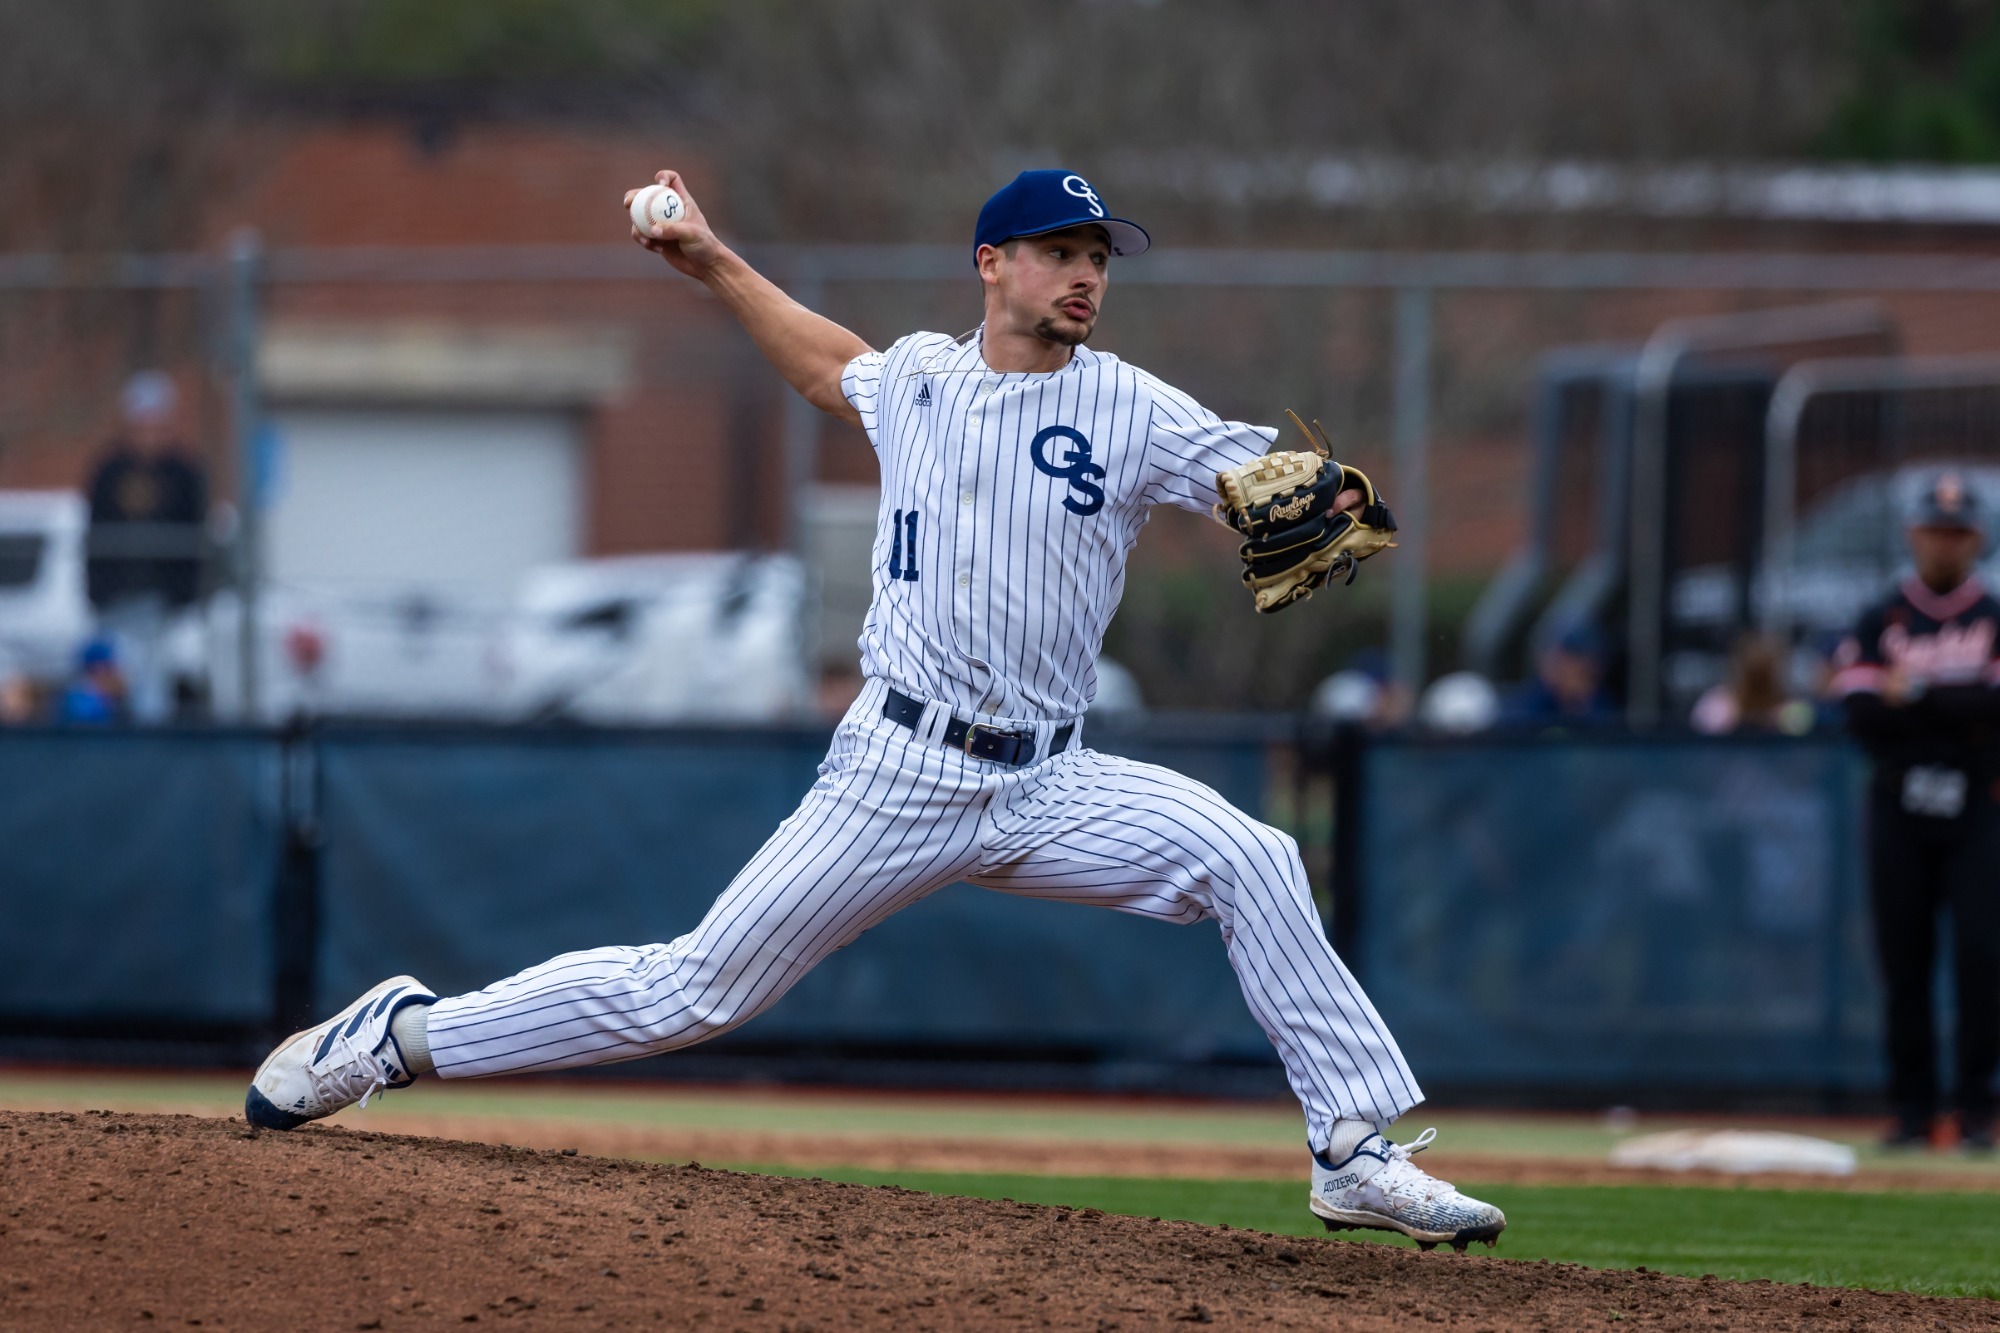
left=244, top=975, right=436, bottom=1131
left=1309, top=1127, right=1506, bottom=1252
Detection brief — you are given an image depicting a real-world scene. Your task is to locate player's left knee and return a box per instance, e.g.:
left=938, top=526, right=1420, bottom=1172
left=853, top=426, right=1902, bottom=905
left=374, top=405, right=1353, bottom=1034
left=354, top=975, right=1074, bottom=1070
left=1205, top=820, right=1307, bottom=900
left=1252, top=821, right=1305, bottom=875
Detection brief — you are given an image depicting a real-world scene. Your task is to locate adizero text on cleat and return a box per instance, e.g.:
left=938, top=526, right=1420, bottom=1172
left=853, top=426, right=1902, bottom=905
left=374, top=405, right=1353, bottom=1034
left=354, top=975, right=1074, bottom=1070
left=244, top=975, right=436, bottom=1130
left=1308, top=1128, right=1506, bottom=1249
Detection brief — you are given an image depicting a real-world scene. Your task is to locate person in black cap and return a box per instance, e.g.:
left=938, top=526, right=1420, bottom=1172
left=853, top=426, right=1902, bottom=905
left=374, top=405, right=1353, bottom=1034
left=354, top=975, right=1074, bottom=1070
left=85, top=370, right=208, bottom=723
left=1831, top=469, right=2000, bottom=1152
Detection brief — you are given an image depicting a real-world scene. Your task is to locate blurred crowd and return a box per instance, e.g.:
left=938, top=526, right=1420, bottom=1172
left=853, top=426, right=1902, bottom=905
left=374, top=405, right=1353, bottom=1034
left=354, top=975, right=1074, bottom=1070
left=1308, top=624, right=1840, bottom=740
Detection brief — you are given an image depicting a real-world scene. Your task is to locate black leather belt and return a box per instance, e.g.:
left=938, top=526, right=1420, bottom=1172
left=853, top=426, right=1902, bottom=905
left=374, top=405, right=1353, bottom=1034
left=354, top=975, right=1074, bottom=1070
left=883, top=688, right=1074, bottom=767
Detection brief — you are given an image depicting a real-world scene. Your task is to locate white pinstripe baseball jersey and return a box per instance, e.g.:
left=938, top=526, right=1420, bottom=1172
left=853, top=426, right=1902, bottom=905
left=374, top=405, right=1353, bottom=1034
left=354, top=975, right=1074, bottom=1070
left=842, top=329, right=1276, bottom=721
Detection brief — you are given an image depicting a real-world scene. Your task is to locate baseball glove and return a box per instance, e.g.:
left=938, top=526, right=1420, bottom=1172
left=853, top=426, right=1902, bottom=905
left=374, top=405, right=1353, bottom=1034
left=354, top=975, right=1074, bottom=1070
left=1214, top=411, right=1398, bottom=613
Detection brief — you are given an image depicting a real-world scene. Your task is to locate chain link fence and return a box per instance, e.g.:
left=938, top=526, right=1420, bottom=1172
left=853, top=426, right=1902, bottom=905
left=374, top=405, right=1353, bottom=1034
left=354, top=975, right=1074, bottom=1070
left=7, top=242, right=2000, bottom=721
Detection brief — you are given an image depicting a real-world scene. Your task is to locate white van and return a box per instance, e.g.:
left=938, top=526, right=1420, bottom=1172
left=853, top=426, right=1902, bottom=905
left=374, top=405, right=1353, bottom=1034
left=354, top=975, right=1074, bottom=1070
left=0, top=491, right=92, bottom=682
left=498, top=553, right=813, bottom=724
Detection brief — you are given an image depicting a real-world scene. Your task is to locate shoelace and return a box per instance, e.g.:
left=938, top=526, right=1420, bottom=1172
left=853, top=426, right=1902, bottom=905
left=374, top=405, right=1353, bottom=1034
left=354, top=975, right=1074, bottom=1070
left=307, top=1026, right=398, bottom=1111
left=1396, top=1127, right=1439, bottom=1156
left=1373, top=1128, right=1452, bottom=1203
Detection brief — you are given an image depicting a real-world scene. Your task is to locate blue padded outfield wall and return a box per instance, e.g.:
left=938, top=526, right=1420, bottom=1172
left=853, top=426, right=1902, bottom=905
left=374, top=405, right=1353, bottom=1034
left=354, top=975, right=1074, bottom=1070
left=312, top=725, right=1277, bottom=1065
left=0, top=731, right=283, bottom=1025
left=0, top=723, right=1887, bottom=1095
left=1359, top=737, right=1879, bottom=1093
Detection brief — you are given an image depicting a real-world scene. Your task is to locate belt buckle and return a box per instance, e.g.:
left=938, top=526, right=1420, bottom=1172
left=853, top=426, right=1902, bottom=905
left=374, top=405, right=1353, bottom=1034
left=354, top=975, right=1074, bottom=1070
left=961, top=720, right=1026, bottom=760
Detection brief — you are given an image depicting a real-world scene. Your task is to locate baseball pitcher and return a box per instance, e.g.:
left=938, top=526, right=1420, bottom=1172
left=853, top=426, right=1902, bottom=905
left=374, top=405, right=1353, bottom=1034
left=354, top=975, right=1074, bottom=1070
left=246, top=168, right=1504, bottom=1250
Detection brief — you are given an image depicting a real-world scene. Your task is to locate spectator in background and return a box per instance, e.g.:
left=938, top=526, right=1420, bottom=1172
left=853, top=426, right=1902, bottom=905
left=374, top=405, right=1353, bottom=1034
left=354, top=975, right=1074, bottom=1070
left=1309, top=647, right=1411, bottom=730
left=86, top=370, right=207, bottom=724
left=1417, top=671, right=1501, bottom=735
left=1499, top=622, right=1616, bottom=730
left=1691, top=631, right=1816, bottom=736
left=58, top=637, right=126, bottom=725
left=1833, top=470, right=2000, bottom=1153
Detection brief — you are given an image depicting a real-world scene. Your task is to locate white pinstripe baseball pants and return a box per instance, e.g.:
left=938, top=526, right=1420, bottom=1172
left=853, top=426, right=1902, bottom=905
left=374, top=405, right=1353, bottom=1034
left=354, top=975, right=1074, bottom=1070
left=426, top=678, right=1422, bottom=1146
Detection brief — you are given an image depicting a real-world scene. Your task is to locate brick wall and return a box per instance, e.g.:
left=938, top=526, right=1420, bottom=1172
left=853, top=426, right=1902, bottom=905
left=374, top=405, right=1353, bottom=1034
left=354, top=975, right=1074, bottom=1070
left=9, top=115, right=2000, bottom=581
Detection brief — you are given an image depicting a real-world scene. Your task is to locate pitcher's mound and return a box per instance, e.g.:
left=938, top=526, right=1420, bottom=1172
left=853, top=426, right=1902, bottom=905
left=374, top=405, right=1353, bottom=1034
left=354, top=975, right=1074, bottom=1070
left=0, top=1109, right=1985, bottom=1330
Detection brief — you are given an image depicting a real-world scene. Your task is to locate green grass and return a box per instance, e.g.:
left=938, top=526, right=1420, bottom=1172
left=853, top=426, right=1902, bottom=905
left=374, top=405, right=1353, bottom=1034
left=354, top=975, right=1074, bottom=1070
left=743, top=1166, right=2000, bottom=1300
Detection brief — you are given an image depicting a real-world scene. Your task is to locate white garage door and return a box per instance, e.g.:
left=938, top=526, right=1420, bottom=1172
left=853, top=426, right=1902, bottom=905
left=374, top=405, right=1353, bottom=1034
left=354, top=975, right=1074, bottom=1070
left=266, top=408, right=583, bottom=601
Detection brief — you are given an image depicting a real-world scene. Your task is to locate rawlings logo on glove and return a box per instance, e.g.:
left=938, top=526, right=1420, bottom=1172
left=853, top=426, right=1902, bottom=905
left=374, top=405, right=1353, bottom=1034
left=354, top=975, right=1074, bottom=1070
left=1214, top=411, right=1398, bottom=613
left=1267, top=494, right=1316, bottom=523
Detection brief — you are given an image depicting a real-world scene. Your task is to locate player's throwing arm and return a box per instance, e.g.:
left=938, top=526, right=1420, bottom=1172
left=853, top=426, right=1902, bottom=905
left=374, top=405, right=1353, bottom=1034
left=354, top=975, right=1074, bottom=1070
left=621, top=169, right=870, bottom=425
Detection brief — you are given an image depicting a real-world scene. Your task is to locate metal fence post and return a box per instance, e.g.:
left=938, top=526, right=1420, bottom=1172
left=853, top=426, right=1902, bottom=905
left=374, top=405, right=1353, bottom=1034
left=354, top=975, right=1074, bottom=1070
left=227, top=230, right=265, bottom=719
left=1391, top=286, right=1432, bottom=698
left=1625, top=335, right=1676, bottom=729
left=270, top=720, right=323, bottom=1035
left=1328, top=722, right=1367, bottom=971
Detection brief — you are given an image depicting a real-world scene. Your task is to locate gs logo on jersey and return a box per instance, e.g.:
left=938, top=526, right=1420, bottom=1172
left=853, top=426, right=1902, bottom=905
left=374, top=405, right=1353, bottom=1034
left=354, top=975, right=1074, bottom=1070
left=1030, top=425, right=1106, bottom=516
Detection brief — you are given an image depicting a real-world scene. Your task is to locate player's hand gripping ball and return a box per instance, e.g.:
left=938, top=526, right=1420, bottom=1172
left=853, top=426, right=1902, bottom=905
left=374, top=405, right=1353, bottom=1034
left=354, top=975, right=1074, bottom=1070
left=1215, top=412, right=1398, bottom=613
left=629, top=184, right=686, bottom=232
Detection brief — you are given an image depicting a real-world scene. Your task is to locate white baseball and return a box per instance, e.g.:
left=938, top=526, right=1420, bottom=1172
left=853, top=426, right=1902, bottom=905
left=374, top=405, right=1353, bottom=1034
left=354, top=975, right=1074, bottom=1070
left=629, top=184, right=685, bottom=232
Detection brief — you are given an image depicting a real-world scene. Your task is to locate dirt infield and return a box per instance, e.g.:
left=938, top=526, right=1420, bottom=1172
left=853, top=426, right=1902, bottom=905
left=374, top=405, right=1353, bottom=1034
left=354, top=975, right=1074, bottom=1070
left=4, top=1112, right=1998, bottom=1331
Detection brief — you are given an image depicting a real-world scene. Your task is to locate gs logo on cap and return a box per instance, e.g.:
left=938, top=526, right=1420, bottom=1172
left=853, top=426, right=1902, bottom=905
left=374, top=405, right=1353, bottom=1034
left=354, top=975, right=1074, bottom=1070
left=1062, top=175, right=1106, bottom=218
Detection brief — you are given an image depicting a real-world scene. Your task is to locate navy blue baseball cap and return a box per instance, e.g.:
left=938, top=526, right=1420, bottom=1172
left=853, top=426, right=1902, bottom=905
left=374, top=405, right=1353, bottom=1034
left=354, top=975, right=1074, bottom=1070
left=1913, top=469, right=1984, bottom=530
left=974, top=170, right=1151, bottom=260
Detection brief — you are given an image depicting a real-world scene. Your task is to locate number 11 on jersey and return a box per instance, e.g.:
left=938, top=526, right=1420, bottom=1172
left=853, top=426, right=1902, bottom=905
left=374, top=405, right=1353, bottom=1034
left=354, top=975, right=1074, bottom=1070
left=888, top=509, right=920, bottom=582
left=892, top=506, right=920, bottom=580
